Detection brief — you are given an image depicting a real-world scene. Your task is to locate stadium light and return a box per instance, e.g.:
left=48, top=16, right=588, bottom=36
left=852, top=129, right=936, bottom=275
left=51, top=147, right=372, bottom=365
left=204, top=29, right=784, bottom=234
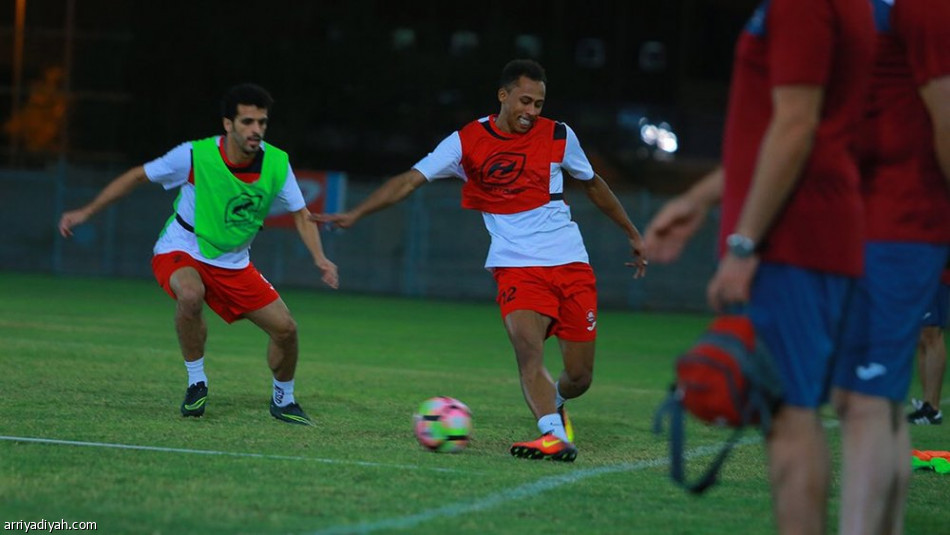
left=637, top=117, right=678, bottom=157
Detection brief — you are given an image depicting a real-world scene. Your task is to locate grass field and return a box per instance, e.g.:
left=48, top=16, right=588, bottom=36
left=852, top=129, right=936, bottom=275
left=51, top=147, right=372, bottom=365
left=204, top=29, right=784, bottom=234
left=1, top=272, right=948, bottom=534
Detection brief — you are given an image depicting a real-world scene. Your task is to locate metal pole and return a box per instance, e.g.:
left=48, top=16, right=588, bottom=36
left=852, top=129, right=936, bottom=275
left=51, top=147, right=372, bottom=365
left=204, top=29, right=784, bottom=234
left=53, top=0, right=75, bottom=274
left=61, top=0, right=74, bottom=159
left=12, top=0, right=26, bottom=163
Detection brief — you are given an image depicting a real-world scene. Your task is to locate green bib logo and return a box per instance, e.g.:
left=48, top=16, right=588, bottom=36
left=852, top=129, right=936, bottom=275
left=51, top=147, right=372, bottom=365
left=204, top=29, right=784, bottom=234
left=225, top=193, right=264, bottom=227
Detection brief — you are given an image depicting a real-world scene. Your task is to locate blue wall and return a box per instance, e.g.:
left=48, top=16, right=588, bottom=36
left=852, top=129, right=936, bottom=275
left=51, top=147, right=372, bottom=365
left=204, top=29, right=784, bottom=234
left=1, top=167, right=719, bottom=312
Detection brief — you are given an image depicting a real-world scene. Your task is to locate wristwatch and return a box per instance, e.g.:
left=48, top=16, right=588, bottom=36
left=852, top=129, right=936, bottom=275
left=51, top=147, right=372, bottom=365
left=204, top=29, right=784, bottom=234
left=726, top=233, right=756, bottom=258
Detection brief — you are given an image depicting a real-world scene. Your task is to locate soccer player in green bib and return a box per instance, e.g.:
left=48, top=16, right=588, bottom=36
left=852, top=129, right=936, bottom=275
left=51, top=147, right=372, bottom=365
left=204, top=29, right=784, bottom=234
left=59, top=83, right=338, bottom=425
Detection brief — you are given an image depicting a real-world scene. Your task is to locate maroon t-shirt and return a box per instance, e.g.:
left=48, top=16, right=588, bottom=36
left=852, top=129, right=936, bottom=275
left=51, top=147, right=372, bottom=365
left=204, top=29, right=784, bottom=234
left=721, top=0, right=874, bottom=276
left=858, top=0, right=950, bottom=243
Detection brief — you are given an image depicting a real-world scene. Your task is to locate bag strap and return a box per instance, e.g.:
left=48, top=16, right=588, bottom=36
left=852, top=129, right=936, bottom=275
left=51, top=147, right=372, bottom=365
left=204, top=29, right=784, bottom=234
left=653, top=387, right=746, bottom=494
left=745, top=388, right=773, bottom=434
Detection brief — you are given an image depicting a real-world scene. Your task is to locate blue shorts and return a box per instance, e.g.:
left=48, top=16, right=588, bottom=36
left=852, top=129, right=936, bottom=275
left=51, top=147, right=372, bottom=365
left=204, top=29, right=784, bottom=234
left=748, top=262, right=854, bottom=408
left=922, top=283, right=950, bottom=329
left=834, top=242, right=950, bottom=401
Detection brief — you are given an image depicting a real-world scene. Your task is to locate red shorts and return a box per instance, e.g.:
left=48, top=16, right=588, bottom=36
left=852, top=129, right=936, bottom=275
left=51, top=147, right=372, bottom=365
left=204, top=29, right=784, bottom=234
left=151, top=251, right=279, bottom=324
left=492, top=262, right=598, bottom=342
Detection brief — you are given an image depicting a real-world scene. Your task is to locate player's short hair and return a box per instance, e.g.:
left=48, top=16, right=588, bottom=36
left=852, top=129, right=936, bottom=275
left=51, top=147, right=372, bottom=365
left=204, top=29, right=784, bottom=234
left=499, top=59, right=547, bottom=91
left=221, top=83, right=274, bottom=119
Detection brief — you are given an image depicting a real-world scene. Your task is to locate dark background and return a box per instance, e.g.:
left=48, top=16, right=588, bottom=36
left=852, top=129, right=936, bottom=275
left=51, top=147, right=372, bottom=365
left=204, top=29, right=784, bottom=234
left=1, top=0, right=758, bottom=190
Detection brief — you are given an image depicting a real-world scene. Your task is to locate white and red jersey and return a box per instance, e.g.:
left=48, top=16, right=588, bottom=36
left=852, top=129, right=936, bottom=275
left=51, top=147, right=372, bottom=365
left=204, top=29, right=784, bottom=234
left=143, top=136, right=305, bottom=269
left=413, top=115, right=595, bottom=268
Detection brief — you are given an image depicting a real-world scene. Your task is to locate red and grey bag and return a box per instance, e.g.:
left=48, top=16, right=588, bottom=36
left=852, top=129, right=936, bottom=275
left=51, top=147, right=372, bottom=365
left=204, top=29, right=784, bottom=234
left=653, top=311, right=784, bottom=494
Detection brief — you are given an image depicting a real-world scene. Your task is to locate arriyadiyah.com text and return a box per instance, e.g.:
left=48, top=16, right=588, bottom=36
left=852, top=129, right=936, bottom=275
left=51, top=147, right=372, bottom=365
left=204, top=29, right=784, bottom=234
left=4, top=519, right=97, bottom=533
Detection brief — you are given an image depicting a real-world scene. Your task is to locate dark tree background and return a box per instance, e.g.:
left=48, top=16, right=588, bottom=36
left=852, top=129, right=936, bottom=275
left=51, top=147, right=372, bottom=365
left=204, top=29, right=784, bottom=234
left=1, top=0, right=757, bottom=186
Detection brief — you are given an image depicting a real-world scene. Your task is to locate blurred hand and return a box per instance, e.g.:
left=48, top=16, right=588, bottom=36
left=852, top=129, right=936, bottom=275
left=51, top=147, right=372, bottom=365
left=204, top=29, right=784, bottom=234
left=310, top=211, right=358, bottom=230
left=706, top=254, right=758, bottom=313
left=58, top=209, right=91, bottom=238
left=643, top=196, right=708, bottom=264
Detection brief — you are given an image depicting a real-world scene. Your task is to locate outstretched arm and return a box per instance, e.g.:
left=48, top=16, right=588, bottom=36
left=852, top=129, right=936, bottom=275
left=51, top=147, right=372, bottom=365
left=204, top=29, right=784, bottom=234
left=292, top=207, right=339, bottom=289
left=311, top=169, right=428, bottom=229
left=582, top=174, right=647, bottom=278
left=920, top=75, right=950, bottom=186
left=58, top=165, right=150, bottom=237
left=644, top=166, right=723, bottom=264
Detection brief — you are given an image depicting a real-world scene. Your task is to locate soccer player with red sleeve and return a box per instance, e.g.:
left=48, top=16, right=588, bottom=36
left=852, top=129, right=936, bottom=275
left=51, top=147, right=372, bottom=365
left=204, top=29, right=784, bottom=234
left=314, top=59, right=647, bottom=463
left=912, top=267, right=948, bottom=426
left=831, top=2, right=950, bottom=532
left=894, top=0, right=950, bottom=431
left=706, top=1, right=874, bottom=532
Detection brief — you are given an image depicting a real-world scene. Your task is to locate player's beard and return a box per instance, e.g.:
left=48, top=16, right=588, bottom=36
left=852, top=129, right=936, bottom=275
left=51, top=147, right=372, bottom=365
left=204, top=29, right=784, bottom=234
left=243, top=135, right=262, bottom=155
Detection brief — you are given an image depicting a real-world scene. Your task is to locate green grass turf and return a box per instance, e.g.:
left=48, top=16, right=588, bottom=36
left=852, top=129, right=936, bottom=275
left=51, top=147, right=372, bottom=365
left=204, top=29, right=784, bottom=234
left=0, top=272, right=947, bottom=534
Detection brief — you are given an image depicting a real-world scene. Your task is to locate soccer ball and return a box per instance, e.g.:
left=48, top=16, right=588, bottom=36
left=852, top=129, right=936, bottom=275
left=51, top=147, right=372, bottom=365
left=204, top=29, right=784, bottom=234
left=413, top=396, right=472, bottom=453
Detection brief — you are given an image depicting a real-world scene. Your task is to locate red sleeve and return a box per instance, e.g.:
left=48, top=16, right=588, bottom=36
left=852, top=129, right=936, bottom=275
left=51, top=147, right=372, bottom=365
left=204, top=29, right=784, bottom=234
left=768, top=0, right=834, bottom=87
left=893, top=0, right=950, bottom=85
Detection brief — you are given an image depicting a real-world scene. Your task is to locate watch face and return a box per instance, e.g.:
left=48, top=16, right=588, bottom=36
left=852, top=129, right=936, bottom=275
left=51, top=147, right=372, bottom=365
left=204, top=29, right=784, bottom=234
left=727, top=234, right=754, bottom=257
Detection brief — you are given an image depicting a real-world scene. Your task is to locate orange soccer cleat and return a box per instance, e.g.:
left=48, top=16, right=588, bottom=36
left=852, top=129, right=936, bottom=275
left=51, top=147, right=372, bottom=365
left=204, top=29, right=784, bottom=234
left=510, top=433, right=577, bottom=462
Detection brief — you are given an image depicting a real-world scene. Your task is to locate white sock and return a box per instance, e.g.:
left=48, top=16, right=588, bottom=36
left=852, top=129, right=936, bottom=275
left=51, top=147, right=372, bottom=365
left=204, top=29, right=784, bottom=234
left=555, top=381, right=566, bottom=409
left=185, top=357, right=207, bottom=386
left=538, top=413, right=568, bottom=442
left=273, top=379, right=295, bottom=407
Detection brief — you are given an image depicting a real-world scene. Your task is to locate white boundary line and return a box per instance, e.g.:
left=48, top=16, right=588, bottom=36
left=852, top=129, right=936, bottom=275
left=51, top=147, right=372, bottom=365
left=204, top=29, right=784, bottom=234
left=4, top=398, right=942, bottom=535
left=0, top=435, right=476, bottom=474
left=310, top=436, right=765, bottom=535
left=312, top=397, right=950, bottom=534
left=0, top=432, right=765, bottom=535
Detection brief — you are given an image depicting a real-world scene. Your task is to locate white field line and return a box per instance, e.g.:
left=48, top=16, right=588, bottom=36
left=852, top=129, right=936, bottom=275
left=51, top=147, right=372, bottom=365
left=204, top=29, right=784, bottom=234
left=311, top=396, right=950, bottom=535
left=0, top=435, right=477, bottom=475
left=4, top=396, right=942, bottom=535
left=310, top=435, right=766, bottom=535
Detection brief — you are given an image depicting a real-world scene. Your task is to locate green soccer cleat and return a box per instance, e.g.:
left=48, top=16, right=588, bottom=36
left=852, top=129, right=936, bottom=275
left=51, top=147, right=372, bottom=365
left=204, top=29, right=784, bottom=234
left=270, top=401, right=313, bottom=426
left=181, top=381, right=208, bottom=417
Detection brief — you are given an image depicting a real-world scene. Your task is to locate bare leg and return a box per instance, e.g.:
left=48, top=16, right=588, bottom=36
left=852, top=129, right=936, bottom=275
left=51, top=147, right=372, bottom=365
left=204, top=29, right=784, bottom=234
left=767, top=405, right=829, bottom=535
left=169, top=267, right=207, bottom=363
left=888, top=411, right=911, bottom=535
left=834, top=389, right=903, bottom=535
left=244, top=298, right=298, bottom=381
left=917, top=326, right=946, bottom=409
left=556, top=338, right=595, bottom=400
left=504, top=310, right=555, bottom=418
